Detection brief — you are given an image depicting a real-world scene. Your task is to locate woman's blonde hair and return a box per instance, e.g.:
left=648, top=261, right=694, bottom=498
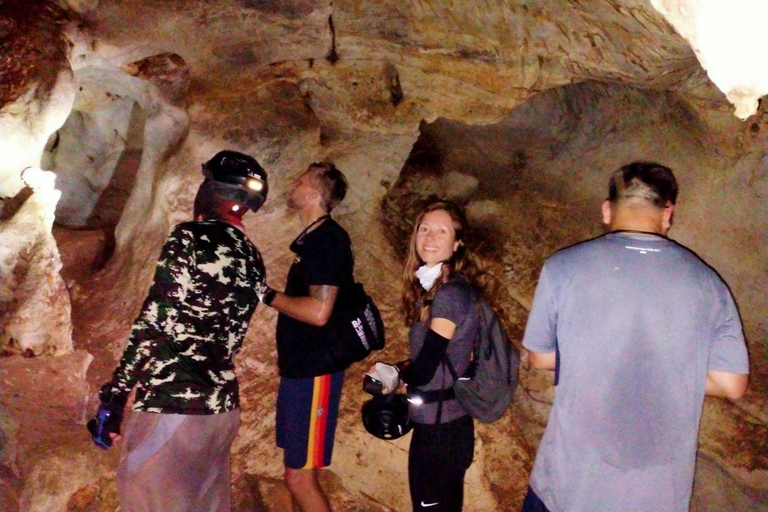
left=400, top=201, right=496, bottom=325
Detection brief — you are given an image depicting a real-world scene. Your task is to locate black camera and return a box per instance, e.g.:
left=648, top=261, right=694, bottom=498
left=363, top=374, right=384, bottom=396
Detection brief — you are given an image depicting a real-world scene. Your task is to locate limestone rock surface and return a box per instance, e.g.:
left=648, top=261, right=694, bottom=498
left=45, top=64, right=189, bottom=228
left=0, top=350, right=98, bottom=512
left=0, top=1, right=74, bottom=198
left=0, top=169, right=73, bottom=355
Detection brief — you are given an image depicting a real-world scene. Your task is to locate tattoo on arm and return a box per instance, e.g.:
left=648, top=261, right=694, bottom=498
left=309, top=285, right=339, bottom=305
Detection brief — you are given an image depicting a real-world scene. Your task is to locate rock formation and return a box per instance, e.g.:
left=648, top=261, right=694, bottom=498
left=652, top=0, right=768, bottom=119
left=0, top=168, right=73, bottom=356
left=0, top=0, right=766, bottom=511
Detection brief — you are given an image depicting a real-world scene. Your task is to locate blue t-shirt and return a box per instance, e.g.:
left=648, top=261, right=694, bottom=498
left=522, top=232, right=749, bottom=512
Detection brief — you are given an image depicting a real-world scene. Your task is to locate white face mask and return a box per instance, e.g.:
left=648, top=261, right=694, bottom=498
left=415, top=262, right=443, bottom=291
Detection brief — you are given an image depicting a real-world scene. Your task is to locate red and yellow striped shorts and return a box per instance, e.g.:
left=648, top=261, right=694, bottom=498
left=276, top=372, right=344, bottom=469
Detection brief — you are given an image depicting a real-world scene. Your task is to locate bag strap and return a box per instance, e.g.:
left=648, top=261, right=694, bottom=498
left=432, top=294, right=480, bottom=424
left=291, top=215, right=330, bottom=248
left=473, top=299, right=484, bottom=359
left=434, top=367, right=446, bottom=425
left=446, top=295, right=484, bottom=378
left=416, top=388, right=456, bottom=403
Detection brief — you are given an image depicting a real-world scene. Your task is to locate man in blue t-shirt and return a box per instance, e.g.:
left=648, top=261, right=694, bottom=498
left=258, top=162, right=353, bottom=512
left=522, top=162, right=749, bottom=512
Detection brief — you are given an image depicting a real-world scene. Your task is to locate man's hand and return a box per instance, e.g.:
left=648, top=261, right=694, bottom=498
left=87, top=403, right=124, bottom=449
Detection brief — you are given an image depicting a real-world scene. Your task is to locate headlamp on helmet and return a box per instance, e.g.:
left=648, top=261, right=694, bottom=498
left=245, top=177, right=265, bottom=192
left=201, top=150, right=269, bottom=212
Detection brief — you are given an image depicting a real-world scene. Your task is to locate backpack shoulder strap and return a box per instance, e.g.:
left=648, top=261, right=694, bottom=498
left=443, top=351, right=459, bottom=381
left=442, top=292, right=483, bottom=380
left=434, top=292, right=486, bottom=423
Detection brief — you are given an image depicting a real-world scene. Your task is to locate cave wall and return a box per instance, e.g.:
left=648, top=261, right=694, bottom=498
left=0, top=0, right=766, bottom=510
left=383, top=81, right=768, bottom=505
left=384, top=82, right=768, bottom=392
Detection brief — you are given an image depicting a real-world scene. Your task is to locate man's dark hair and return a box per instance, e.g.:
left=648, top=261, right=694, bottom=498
left=308, top=162, right=348, bottom=212
left=609, top=161, right=678, bottom=208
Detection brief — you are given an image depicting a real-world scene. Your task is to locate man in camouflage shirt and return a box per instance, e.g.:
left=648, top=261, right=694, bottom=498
left=90, top=150, right=268, bottom=512
left=105, top=218, right=263, bottom=413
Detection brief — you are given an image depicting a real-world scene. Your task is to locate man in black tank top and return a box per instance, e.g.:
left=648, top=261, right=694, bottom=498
left=258, top=163, right=353, bottom=512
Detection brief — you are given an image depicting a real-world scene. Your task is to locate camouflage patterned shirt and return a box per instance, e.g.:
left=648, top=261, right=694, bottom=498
left=103, top=220, right=264, bottom=414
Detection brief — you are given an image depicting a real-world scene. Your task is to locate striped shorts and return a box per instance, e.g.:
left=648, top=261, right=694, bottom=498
left=276, top=372, right=344, bottom=469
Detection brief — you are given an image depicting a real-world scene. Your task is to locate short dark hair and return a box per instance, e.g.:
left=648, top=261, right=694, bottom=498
left=609, top=162, right=678, bottom=208
left=307, top=162, right=347, bottom=212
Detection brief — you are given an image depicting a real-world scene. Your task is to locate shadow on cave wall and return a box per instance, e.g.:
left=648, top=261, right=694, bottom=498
left=86, top=110, right=144, bottom=230
left=381, top=79, right=767, bottom=393
left=43, top=87, right=147, bottom=275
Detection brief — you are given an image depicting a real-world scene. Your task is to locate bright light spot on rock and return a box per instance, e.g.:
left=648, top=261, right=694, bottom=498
left=21, top=166, right=57, bottom=191
left=652, top=0, right=768, bottom=120
left=695, top=0, right=768, bottom=119
left=19, top=167, right=62, bottom=230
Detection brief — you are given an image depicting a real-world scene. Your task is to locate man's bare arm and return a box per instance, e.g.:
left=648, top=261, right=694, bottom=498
left=269, top=285, right=338, bottom=327
left=705, top=370, right=748, bottom=400
left=528, top=349, right=557, bottom=370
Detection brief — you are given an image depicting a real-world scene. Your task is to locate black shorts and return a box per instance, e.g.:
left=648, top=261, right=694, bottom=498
left=409, top=414, right=474, bottom=512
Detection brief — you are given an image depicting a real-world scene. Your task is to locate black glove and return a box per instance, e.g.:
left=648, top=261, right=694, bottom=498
left=87, top=387, right=126, bottom=450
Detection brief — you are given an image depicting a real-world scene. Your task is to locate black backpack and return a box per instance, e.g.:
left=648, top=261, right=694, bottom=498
left=324, top=282, right=385, bottom=369
left=443, top=301, right=520, bottom=423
